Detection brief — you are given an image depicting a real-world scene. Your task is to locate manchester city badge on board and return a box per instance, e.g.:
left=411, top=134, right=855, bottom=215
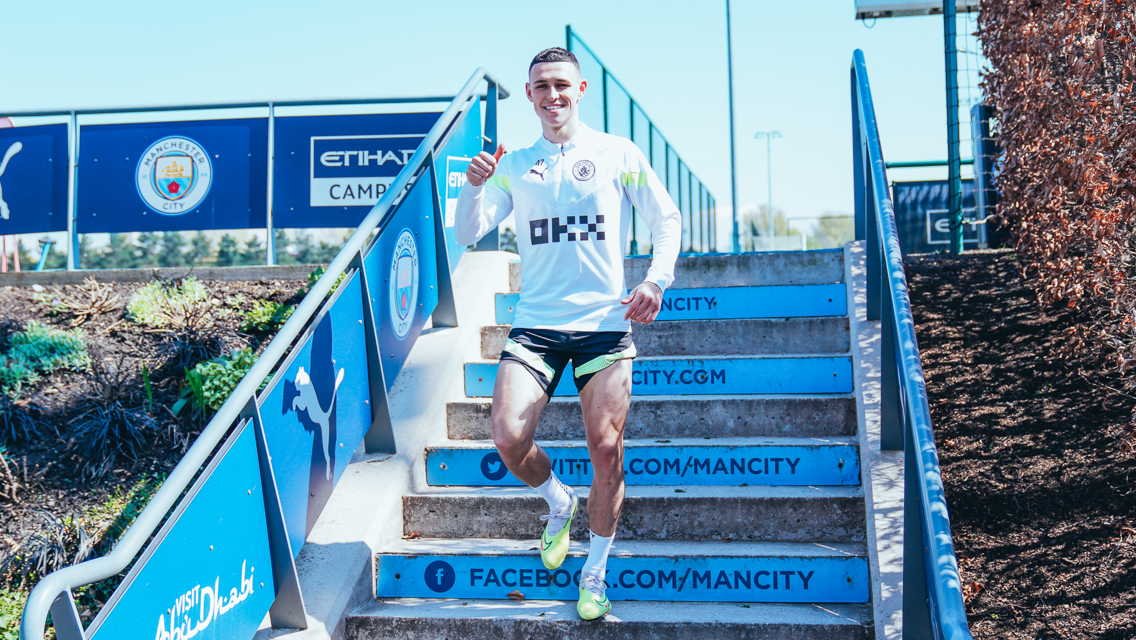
left=136, top=136, right=213, bottom=215
left=389, top=229, right=419, bottom=339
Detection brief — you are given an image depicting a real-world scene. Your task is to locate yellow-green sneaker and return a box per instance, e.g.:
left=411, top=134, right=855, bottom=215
left=539, top=488, right=577, bottom=570
left=577, top=574, right=612, bottom=620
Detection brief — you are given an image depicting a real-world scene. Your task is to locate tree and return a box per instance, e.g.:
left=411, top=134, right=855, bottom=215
left=807, top=214, right=855, bottom=250
left=273, top=230, right=294, bottom=265
left=500, top=227, right=518, bottom=254
left=740, top=205, right=802, bottom=251
left=240, top=235, right=265, bottom=265
left=215, top=234, right=240, bottom=266
left=187, top=231, right=213, bottom=265
left=156, top=231, right=188, bottom=267
left=136, top=233, right=163, bottom=267
left=106, top=234, right=141, bottom=269
left=76, top=235, right=97, bottom=269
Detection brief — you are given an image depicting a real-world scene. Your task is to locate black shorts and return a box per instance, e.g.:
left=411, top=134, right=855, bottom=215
left=500, top=328, right=637, bottom=395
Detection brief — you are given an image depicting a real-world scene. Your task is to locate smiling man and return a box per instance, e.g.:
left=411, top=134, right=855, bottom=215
left=454, top=47, right=681, bottom=620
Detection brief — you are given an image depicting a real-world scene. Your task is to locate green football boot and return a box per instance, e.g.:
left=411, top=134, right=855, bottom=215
left=539, top=488, right=578, bottom=570
left=577, top=574, right=612, bottom=620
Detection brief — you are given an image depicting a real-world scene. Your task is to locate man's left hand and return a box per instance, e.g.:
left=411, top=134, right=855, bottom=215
left=621, top=282, right=664, bottom=324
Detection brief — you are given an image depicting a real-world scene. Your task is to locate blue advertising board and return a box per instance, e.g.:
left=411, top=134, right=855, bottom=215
left=891, top=180, right=978, bottom=255
left=432, top=98, right=482, bottom=268
left=464, top=356, right=854, bottom=397
left=88, top=422, right=276, bottom=640
left=257, top=272, right=373, bottom=556
left=362, top=174, right=440, bottom=388
left=272, top=112, right=440, bottom=229
left=425, top=443, right=860, bottom=487
left=376, top=552, right=869, bottom=603
left=495, top=284, right=848, bottom=325
left=0, top=124, right=68, bottom=235
left=77, top=118, right=269, bottom=233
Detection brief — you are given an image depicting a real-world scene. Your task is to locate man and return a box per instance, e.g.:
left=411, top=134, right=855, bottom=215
left=454, top=47, right=681, bottom=620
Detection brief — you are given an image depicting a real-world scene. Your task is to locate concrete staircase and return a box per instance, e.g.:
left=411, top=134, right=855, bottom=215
left=347, top=251, right=874, bottom=639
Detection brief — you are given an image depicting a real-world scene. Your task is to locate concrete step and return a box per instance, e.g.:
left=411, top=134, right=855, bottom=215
left=446, top=396, right=858, bottom=440
left=373, top=539, right=869, bottom=604
left=626, top=250, right=845, bottom=289
left=425, top=438, right=861, bottom=487
left=480, top=317, right=851, bottom=359
left=349, top=599, right=873, bottom=640
left=402, top=486, right=865, bottom=542
left=464, top=356, right=854, bottom=397
left=494, top=284, right=848, bottom=325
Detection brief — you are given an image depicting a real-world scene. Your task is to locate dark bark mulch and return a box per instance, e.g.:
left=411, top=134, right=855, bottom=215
left=907, top=249, right=1136, bottom=640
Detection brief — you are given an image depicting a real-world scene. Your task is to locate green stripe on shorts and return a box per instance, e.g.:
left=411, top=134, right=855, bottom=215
left=574, top=344, right=638, bottom=378
left=504, top=339, right=555, bottom=380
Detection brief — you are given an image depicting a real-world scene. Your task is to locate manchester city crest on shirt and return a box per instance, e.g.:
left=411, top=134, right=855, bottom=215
left=136, top=136, right=213, bottom=215
left=572, top=159, right=595, bottom=181
left=389, top=229, right=419, bottom=340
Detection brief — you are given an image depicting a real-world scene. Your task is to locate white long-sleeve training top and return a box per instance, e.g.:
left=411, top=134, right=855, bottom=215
left=455, top=124, right=683, bottom=332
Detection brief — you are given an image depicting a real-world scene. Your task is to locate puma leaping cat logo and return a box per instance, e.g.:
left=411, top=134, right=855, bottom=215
left=292, top=365, right=345, bottom=481
left=0, top=141, right=23, bottom=221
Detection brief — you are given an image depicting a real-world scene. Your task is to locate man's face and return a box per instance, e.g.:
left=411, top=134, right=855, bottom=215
left=526, top=62, right=586, bottom=129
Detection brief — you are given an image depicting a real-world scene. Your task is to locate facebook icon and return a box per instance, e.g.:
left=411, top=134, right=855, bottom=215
left=424, top=560, right=455, bottom=593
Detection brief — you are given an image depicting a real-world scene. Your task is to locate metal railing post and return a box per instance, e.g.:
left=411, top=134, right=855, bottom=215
left=266, top=102, right=277, bottom=266
left=904, top=425, right=935, bottom=638
left=880, top=291, right=904, bottom=451
left=852, top=77, right=866, bottom=243
left=866, top=175, right=881, bottom=322
left=67, top=111, right=79, bottom=270
left=944, top=0, right=964, bottom=255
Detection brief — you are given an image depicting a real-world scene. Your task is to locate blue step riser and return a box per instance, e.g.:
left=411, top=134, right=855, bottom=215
left=425, top=445, right=861, bottom=486
left=495, top=285, right=848, bottom=325
left=464, top=358, right=854, bottom=397
left=376, top=555, right=869, bottom=603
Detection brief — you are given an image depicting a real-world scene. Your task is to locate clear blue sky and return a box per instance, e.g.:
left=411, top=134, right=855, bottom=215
left=0, top=0, right=980, bottom=245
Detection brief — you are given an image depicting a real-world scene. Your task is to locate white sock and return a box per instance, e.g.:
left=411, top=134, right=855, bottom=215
left=581, top=531, right=615, bottom=583
left=534, top=472, right=572, bottom=514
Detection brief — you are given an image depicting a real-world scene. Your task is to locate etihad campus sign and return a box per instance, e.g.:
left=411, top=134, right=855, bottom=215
left=136, top=136, right=213, bottom=216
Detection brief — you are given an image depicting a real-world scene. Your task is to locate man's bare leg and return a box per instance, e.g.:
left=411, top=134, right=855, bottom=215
left=579, top=360, right=633, bottom=537
left=490, top=360, right=552, bottom=485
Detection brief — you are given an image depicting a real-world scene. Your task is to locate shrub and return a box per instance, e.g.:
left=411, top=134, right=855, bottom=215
left=0, top=512, right=94, bottom=590
left=0, top=321, right=90, bottom=399
left=0, top=587, right=24, bottom=640
left=70, top=354, right=157, bottom=482
left=174, top=348, right=259, bottom=419
left=240, top=299, right=295, bottom=333
left=981, top=0, right=1136, bottom=374
left=0, top=396, right=42, bottom=446
left=126, top=277, right=208, bottom=328
left=304, top=267, right=346, bottom=297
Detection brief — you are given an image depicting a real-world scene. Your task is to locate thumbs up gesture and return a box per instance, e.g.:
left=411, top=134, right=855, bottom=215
left=466, top=143, right=505, bottom=187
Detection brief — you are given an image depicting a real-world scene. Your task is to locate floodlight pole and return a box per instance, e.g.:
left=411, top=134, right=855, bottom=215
left=726, top=0, right=740, bottom=253
left=754, top=131, right=781, bottom=250
left=944, top=0, right=963, bottom=255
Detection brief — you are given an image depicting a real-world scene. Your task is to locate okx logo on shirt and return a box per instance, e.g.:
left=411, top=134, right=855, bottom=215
left=529, top=215, right=606, bottom=245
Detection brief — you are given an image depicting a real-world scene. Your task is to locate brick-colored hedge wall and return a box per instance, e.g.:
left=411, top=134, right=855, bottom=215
left=980, top=0, right=1136, bottom=372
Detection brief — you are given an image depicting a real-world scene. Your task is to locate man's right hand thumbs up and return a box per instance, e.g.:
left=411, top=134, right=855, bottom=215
left=467, top=143, right=506, bottom=187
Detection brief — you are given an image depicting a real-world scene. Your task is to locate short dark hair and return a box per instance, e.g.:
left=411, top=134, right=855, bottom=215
left=529, top=47, right=580, bottom=72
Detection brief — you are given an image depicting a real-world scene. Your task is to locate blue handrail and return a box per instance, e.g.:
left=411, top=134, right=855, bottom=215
left=19, top=68, right=508, bottom=640
left=851, top=50, right=974, bottom=640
